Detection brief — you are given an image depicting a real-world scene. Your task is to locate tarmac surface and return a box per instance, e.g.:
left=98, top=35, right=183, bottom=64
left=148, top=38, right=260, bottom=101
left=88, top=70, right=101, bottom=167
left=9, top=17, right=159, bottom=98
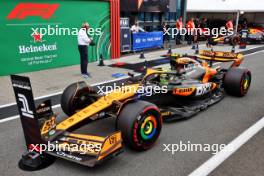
left=0, top=46, right=263, bottom=176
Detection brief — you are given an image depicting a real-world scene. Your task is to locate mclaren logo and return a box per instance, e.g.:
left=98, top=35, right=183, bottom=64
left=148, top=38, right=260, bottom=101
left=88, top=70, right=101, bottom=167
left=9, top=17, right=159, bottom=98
left=7, top=3, right=59, bottom=20
left=18, top=93, right=34, bottom=118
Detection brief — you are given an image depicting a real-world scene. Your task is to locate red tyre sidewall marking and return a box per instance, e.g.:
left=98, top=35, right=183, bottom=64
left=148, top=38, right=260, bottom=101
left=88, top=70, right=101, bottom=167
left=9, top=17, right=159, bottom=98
left=132, top=106, right=162, bottom=148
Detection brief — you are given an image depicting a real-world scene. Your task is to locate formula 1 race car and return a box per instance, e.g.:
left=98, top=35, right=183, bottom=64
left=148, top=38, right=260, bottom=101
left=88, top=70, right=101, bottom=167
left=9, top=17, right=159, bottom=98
left=11, top=50, right=251, bottom=170
left=208, top=34, right=240, bottom=46
left=208, top=28, right=264, bottom=46
left=247, top=28, right=264, bottom=43
left=11, top=75, right=163, bottom=170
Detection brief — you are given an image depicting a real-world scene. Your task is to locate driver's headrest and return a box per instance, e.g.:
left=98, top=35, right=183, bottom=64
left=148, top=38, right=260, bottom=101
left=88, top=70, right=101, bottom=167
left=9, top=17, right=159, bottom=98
left=176, top=57, right=193, bottom=65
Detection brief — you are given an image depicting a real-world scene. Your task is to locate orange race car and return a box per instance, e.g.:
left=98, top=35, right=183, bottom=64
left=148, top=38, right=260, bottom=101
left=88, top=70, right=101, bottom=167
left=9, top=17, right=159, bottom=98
left=11, top=50, right=251, bottom=170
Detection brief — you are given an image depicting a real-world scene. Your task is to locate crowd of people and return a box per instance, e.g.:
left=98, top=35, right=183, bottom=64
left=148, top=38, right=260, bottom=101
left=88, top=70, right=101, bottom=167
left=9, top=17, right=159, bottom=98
left=163, top=17, right=237, bottom=47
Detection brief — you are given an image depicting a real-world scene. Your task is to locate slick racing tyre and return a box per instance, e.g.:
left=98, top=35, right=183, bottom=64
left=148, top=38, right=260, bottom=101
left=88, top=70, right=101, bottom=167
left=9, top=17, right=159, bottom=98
left=117, top=101, right=162, bottom=151
left=230, top=35, right=240, bottom=46
left=224, top=68, right=251, bottom=97
left=61, top=82, right=98, bottom=116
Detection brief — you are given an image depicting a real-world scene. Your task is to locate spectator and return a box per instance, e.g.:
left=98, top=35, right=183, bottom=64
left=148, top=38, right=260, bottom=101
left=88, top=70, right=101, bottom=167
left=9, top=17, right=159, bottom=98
left=193, top=18, right=200, bottom=45
left=242, top=18, right=248, bottom=29
left=175, top=17, right=183, bottom=45
left=131, top=21, right=145, bottom=33
left=186, top=18, right=195, bottom=45
left=77, top=22, right=93, bottom=78
left=200, top=18, right=208, bottom=29
left=163, top=22, right=170, bottom=48
left=194, top=18, right=200, bottom=28
left=226, top=19, right=234, bottom=31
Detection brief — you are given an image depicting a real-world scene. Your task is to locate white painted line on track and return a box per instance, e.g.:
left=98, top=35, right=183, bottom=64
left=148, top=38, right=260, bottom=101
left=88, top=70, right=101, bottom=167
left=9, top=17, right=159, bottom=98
left=0, top=115, right=19, bottom=123
left=244, top=50, right=264, bottom=57
left=0, top=102, right=17, bottom=109
left=0, top=104, right=61, bottom=123
left=242, top=45, right=264, bottom=51
left=188, top=116, right=264, bottom=176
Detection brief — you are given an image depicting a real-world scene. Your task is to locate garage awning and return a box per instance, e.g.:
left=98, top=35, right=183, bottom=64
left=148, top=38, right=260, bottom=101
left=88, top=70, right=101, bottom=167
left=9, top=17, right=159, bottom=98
left=187, top=0, right=264, bottom=12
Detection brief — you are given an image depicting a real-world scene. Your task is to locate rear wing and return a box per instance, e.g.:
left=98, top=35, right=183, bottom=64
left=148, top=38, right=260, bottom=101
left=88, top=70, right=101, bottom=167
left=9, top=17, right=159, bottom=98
left=198, top=50, right=244, bottom=67
left=161, top=53, right=194, bottom=59
left=161, top=50, right=244, bottom=68
left=198, top=50, right=243, bottom=61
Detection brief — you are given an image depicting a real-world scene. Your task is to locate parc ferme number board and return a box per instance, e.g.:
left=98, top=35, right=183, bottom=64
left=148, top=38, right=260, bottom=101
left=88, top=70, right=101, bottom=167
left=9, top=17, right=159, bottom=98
left=0, top=0, right=111, bottom=76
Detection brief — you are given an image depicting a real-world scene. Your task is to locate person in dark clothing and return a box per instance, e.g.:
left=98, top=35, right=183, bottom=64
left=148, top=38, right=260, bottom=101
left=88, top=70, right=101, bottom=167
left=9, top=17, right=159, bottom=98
left=175, top=17, right=183, bottom=45
left=163, top=22, right=170, bottom=48
left=186, top=18, right=195, bottom=45
left=200, top=18, right=208, bottom=29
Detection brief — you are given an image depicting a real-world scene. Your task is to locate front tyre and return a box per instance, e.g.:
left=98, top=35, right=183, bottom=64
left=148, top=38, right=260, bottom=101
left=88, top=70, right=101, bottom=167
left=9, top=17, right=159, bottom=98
left=61, top=82, right=98, bottom=116
left=224, top=68, right=251, bottom=96
left=117, top=101, right=162, bottom=151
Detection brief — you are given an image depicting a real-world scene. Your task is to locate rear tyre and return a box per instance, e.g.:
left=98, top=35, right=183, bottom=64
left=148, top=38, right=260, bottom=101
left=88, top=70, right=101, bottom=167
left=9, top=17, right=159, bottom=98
left=117, top=101, right=162, bottom=151
left=61, top=82, right=98, bottom=116
left=224, top=68, right=251, bottom=97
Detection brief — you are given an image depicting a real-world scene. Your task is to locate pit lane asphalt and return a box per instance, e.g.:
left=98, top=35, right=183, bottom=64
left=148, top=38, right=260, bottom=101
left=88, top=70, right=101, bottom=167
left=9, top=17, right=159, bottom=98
left=0, top=52, right=263, bottom=176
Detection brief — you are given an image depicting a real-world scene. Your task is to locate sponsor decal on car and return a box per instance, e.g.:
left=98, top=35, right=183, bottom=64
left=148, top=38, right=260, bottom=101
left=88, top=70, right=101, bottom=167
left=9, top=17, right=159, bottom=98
left=196, top=83, right=212, bottom=96
left=173, top=87, right=195, bottom=96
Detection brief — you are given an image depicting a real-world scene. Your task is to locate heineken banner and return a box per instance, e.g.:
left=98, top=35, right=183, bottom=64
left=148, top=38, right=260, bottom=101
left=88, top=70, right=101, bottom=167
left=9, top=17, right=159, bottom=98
left=0, top=0, right=111, bottom=76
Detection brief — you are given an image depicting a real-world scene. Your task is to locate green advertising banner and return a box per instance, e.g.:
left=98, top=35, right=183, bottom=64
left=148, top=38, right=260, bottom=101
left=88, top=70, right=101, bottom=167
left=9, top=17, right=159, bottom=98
left=0, top=0, right=111, bottom=76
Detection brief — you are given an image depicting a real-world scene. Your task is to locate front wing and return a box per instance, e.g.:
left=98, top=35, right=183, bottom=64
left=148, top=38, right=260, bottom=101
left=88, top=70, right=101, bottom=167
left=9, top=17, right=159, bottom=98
left=45, top=131, right=123, bottom=167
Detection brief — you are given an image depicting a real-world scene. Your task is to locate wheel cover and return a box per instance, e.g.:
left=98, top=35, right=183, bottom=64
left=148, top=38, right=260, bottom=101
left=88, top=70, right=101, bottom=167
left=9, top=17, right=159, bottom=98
left=241, top=73, right=251, bottom=93
left=140, top=115, right=157, bottom=140
left=243, top=79, right=248, bottom=90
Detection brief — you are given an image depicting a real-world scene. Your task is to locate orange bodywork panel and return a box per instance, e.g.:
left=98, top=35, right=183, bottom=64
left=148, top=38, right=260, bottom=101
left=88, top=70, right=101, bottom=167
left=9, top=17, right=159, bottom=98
left=56, top=84, right=139, bottom=131
left=97, top=132, right=122, bottom=161
left=202, top=67, right=218, bottom=83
